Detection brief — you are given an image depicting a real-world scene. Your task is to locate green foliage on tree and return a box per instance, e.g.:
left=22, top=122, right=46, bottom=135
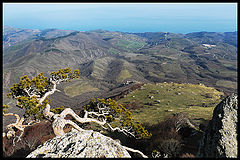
left=83, top=98, right=152, bottom=139
left=50, top=67, right=80, bottom=82
left=5, top=67, right=80, bottom=121
left=4, top=67, right=150, bottom=140
left=50, top=106, right=65, bottom=114
left=3, top=105, right=9, bottom=114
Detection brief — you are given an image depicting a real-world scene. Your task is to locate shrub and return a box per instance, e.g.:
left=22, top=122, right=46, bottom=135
left=156, top=138, right=182, bottom=157
left=120, top=113, right=185, bottom=157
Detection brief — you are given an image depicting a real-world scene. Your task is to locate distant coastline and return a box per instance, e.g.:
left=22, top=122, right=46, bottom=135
left=3, top=25, right=237, bottom=35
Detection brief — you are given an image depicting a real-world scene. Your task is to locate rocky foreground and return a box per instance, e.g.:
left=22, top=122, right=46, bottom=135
left=25, top=94, right=238, bottom=158
left=27, top=128, right=131, bottom=158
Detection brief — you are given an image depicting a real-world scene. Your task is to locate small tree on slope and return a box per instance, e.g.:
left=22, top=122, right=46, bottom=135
left=3, top=67, right=151, bottom=158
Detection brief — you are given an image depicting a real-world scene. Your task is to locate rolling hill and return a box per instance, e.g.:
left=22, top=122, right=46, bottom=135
left=3, top=26, right=237, bottom=112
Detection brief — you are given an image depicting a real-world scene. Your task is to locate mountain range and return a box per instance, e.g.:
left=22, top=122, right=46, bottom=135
left=3, top=26, right=237, bottom=110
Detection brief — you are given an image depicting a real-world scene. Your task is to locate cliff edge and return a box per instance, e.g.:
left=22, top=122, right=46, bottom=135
left=197, top=93, right=238, bottom=158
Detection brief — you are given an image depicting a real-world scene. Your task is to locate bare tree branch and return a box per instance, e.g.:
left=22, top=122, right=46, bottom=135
left=122, top=145, right=148, bottom=158
left=3, top=68, right=150, bottom=158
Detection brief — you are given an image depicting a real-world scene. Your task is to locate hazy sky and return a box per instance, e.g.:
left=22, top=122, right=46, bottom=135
left=3, top=3, right=237, bottom=33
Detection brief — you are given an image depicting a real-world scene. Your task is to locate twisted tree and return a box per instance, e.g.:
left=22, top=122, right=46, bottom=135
left=3, top=67, right=151, bottom=158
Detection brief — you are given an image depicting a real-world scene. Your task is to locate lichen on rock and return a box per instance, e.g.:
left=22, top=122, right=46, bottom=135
left=197, top=93, right=238, bottom=158
left=26, top=128, right=131, bottom=158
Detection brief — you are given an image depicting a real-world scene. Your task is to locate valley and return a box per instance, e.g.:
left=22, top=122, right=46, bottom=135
left=3, top=26, right=237, bottom=126
left=2, top=26, right=238, bottom=158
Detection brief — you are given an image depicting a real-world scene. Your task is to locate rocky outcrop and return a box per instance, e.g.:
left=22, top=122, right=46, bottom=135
left=26, top=128, right=131, bottom=158
left=197, top=93, right=238, bottom=158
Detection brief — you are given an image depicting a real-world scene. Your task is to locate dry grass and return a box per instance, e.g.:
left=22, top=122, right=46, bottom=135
left=3, top=120, right=74, bottom=158
left=216, top=80, right=237, bottom=89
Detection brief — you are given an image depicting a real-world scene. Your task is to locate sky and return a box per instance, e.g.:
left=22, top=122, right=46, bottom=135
left=3, top=3, right=237, bottom=33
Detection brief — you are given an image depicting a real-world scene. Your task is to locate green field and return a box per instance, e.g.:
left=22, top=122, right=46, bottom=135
left=117, top=82, right=224, bottom=126
left=117, top=69, right=132, bottom=82
left=116, top=39, right=146, bottom=50
left=64, top=80, right=99, bottom=98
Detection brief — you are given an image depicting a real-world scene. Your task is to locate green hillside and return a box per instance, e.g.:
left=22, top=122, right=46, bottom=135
left=3, top=28, right=237, bottom=110
left=64, top=78, right=99, bottom=98
left=117, top=82, right=224, bottom=126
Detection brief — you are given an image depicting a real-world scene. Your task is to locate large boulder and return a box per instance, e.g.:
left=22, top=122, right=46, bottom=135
left=26, top=129, right=131, bottom=158
left=197, top=93, right=238, bottom=158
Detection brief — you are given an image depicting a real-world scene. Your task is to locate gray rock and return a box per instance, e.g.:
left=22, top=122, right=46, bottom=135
left=26, top=129, right=131, bottom=158
left=197, top=93, right=238, bottom=158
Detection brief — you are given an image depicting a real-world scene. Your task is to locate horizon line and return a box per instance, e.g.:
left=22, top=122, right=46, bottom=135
left=3, top=25, right=237, bottom=34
